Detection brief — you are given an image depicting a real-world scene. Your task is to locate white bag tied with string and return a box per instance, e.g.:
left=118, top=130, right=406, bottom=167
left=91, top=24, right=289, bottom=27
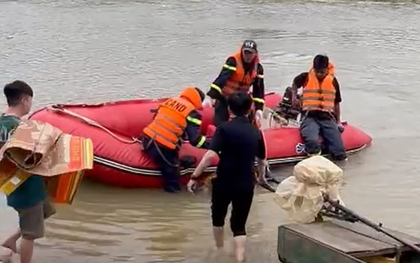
left=273, top=156, right=344, bottom=223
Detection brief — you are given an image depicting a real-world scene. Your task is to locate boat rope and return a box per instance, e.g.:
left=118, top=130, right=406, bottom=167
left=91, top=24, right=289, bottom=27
left=265, top=108, right=290, bottom=128
left=48, top=105, right=140, bottom=144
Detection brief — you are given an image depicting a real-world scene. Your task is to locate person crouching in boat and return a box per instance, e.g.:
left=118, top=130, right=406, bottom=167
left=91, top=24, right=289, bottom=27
left=141, top=87, right=210, bottom=193
left=290, top=54, right=347, bottom=161
left=0, top=81, right=56, bottom=263
left=274, top=86, right=302, bottom=122
left=205, top=40, right=265, bottom=128
left=187, top=92, right=267, bottom=262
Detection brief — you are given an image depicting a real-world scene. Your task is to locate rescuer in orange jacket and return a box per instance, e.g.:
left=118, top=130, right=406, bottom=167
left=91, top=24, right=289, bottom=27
left=206, top=40, right=265, bottom=127
left=141, top=87, right=210, bottom=193
left=290, top=54, right=347, bottom=161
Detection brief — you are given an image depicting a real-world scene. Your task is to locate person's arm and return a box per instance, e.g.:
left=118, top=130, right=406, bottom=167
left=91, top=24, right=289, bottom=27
left=291, top=72, right=308, bottom=100
left=191, top=150, right=218, bottom=180
left=252, top=63, right=265, bottom=111
left=333, top=77, right=342, bottom=123
left=185, top=111, right=209, bottom=149
left=0, top=117, right=20, bottom=148
left=256, top=130, right=267, bottom=180
left=190, top=126, right=224, bottom=179
left=207, top=57, right=237, bottom=101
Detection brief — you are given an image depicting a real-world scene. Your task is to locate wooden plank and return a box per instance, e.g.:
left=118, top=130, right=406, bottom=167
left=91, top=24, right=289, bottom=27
left=333, top=220, right=420, bottom=248
left=283, top=221, right=396, bottom=254
left=279, top=227, right=367, bottom=263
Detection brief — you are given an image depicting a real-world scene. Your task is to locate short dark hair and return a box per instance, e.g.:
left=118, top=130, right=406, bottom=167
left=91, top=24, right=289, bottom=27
left=313, top=54, right=329, bottom=71
left=227, top=92, right=253, bottom=117
left=4, top=80, right=33, bottom=107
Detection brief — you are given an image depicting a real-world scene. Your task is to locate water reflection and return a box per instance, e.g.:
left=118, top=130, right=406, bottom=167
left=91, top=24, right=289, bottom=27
left=41, top=181, right=211, bottom=260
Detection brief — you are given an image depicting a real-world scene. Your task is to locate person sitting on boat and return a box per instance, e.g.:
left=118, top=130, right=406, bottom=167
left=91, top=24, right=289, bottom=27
left=205, top=40, right=265, bottom=127
left=141, top=87, right=210, bottom=193
left=290, top=54, right=347, bottom=161
left=275, top=86, right=302, bottom=122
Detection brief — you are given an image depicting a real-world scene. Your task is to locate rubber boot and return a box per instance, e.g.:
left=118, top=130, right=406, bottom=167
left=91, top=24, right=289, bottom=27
left=162, top=163, right=181, bottom=193
left=233, top=235, right=247, bottom=262
left=163, top=177, right=180, bottom=193
left=163, top=179, right=180, bottom=193
left=212, top=226, right=224, bottom=249
left=166, top=178, right=181, bottom=193
left=164, top=185, right=180, bottom=193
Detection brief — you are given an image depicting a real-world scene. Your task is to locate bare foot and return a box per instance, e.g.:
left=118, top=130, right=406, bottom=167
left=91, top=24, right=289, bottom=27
left=1, top=240, right=17, bottom=254
left=0, top=246, right=13, bottom=263
left=235, top=247, right=245, bottom=262
left=233, top=236, right=246, bottom=262
left=203, top=246, right=227, bottom=263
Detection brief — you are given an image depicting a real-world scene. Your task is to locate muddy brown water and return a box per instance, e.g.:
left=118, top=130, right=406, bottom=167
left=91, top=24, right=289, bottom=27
left=1, top=0, right=420, bottom=262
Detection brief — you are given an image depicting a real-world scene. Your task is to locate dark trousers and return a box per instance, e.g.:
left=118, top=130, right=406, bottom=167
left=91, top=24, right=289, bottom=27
left=211, top=184, right=254, bottom=237
left=300, top=116, right=347, bottom=160
left=213, top=100, right=230, bottom=127
left=141, top=136, right=180, bottom=192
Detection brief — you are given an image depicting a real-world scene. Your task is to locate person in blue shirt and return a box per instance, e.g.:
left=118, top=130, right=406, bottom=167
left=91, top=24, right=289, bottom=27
left=0, top=80, right=55, bottom=263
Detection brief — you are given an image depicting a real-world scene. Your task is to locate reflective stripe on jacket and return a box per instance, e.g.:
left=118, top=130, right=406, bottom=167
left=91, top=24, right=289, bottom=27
left=143, top=97, right=195, bottom=149
left=301, top=69, right=336, bottom=112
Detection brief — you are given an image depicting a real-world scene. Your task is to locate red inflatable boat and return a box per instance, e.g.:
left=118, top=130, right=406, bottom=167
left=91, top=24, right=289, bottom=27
left=29, top=92, right=372, bottom=188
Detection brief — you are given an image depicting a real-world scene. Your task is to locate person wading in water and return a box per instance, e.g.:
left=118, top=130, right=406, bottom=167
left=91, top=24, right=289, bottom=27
left=141, top=87, right=209, bottom=193
left=0, top=81, right=56, bottom=263
left=187, top=92, right=267, bottom=262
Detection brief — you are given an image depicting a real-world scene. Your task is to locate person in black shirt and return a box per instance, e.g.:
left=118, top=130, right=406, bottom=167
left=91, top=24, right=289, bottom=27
left=187, top=92, right=267, bottom=262
left=205, top=40, right=265, bottom=127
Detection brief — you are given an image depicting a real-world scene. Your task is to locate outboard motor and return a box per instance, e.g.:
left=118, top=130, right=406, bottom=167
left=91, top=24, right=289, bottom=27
left=275, top=86, right=301, bottom=121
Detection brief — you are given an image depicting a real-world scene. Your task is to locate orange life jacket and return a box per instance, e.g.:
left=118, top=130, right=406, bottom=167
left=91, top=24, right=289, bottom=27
left=143, top=87, right=202, bottom=150
left=222, top=50, right=259, bottom=98
left=301, top=68, right=336, bottom=112
left=327, top=62, right=335, bottom=76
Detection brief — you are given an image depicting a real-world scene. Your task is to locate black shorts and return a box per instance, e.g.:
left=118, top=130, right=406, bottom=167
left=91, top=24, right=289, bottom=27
left=211, top=184, right=254, bottom=237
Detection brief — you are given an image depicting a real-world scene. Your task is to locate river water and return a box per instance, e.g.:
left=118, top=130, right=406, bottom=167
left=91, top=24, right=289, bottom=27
left=1, top=0, right=420, bottom=262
